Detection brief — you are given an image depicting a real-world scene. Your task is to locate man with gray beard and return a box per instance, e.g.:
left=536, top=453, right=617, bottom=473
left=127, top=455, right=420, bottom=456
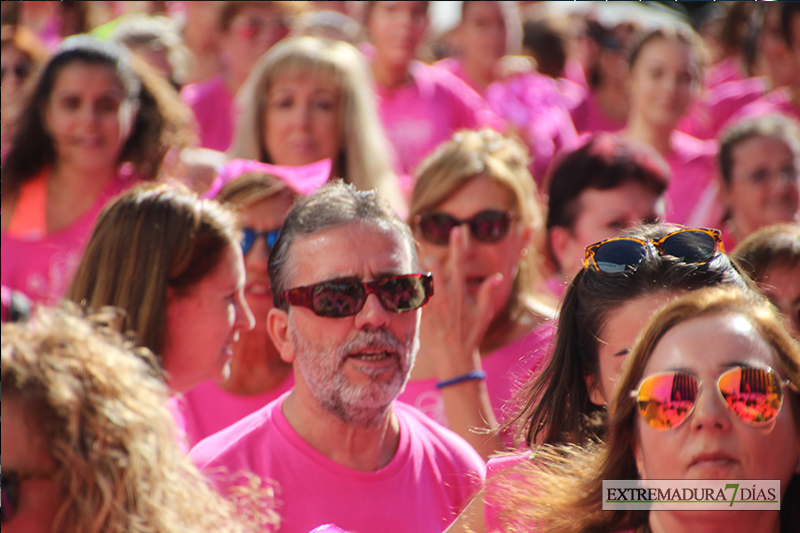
left=191, top=182, right=486, bottom=533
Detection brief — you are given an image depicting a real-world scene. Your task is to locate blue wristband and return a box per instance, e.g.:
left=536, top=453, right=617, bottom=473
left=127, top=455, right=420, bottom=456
left=435, top=370, right=487, bottom=389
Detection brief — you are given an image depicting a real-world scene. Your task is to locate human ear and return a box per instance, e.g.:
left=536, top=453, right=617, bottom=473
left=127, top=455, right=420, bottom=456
left=267, top=307, right=294, bottom=364
left=548, top=226, right=574, bottom=274
left=634, top=437, right=647, bottom=479
left=585, top=372, right=606, bottom=406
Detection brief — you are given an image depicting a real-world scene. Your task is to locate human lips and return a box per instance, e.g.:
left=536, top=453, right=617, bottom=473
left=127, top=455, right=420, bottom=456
left=688, top=452, right=739, bottom=472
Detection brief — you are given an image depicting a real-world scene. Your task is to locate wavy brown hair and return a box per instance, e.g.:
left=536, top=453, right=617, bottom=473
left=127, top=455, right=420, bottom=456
left=1, top=304, right=275, bottom=533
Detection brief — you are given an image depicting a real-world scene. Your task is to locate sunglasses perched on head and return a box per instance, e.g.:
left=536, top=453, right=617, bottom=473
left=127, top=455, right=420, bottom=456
left=281, top=273, right=434, bottom=318
left=584, top=228, right=724, bottom=274
left=630, top=365, right=793, bottom=431
left=416, top=210, right=514, bottom=245
left=241, top=227, right=281, bottom=255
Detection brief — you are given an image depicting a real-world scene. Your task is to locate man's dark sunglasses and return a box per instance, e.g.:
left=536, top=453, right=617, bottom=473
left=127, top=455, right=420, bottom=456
left=281, top=273, right=434, bottom=317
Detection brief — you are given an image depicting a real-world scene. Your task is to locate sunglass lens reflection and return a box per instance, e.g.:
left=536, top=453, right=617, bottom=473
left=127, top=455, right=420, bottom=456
left=638, top=372, right=698, bottom=429
left=718, top=367, right=783, bottom=425
left=593, top=240, right=648, bottom=274
left=312, top=281, right=365, bottom=317
left=659, top=231, right=717, bottom=263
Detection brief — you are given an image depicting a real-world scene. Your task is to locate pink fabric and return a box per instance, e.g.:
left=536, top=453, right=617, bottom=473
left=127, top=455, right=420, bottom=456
left=181, top=74, right=235, bottom=152
left=190, top=395, right=485, bottom=533
left=376, top=60, right=505, bottom=181
left=179, top=373, right=295, bottom=448
left=1, top=171, right=139, bottom=305
left=730, top=88, right=800, bottom=125
left=677, top=77, right=767, bottom=140
left=435, top=57, right=483, bottom=95
left=397, top=321, right=556, bottom=427
left=204, top=158, right=332, bottom=199
left=704, top=56, right=745, bottom=89
left=484, top=453, right=532, bottom=533
left=570, top=92, right=626, bottom=135
left=484, top=72, right=580, bottom=183
left=662, top=131, right=719, bottom=226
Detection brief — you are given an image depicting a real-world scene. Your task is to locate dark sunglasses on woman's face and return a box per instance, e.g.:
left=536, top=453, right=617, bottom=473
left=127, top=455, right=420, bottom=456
left=241, top=227, right=281, bottom=255
left=281, top=273, right=434, bottom=318
left=415, top=210, right=513, bottom=246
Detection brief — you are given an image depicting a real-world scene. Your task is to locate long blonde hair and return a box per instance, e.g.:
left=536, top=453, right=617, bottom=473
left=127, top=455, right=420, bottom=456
left=229, top=36, right=403, bottom=209
left=410, top=128, right=552, bottom=321
left=1, top=304, right=275, bottom=533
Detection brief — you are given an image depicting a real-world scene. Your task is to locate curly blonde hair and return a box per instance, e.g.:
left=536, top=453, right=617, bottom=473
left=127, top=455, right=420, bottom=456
left=1, top=304, right=276, bottom=533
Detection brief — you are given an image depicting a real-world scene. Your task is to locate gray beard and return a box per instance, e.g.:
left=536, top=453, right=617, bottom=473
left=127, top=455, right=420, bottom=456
left=290, top=320, right=419, bottom=426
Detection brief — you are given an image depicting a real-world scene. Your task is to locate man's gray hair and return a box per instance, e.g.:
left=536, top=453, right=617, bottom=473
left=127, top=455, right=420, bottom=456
left=269, top=180, right=418, bottom=308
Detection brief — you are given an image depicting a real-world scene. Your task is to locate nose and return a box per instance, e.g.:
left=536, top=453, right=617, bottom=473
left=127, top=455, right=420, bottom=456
left=245, top=238, right=270, bottom=274
left=689, top=381, right=732, bottom=432
left=353, top=292, right=391, bottom=331
left=235, top=292, right=256, bottom=333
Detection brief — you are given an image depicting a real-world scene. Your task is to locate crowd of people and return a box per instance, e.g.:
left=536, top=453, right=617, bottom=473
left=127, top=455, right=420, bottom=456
left=1, top=2, right=799, bottom=533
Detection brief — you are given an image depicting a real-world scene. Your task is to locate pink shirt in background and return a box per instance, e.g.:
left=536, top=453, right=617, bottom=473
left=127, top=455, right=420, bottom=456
left=731, top=88, right=800, bottom=125
left=1, top=171, right=139, bottom=305
left=485, top=72, right=580, bottom=184
left=704, top=56, right=746, bottom=90
left=570, top=92, right=626, bottom=135
left=178, top=373, right=295, bottom=448
left=397, top=321, right=555, bottom=428
left=190, top=395, right=485, bottom=533
left=662, top=130, right=719, bottom=226
left=376, top=60, right=504, bottom=182
left=678, top=77, right=767, bottom=140
left=180, top=74, right=235, bottom=152
left=435, top=57, right=484, bottom=95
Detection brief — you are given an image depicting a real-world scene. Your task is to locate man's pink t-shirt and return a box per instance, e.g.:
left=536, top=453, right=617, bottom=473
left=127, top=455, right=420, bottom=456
left=677, top=77, right=767, bottom=140
left=190, top=395, right=486, bottom=533
left=397, top=321, right=555, bottom=427
left=180, top=74, right=235, bottom=152
left=1, top=171, right=139, bottom=305
left=376, top=60, right=504, bottom=181
left=178, top=373, right=295, bottom=448
left=569, top=92, right=627, bottom=135
left=484, top=72, right=580, bottom=183
left=662, top=131, right=719, bottom=226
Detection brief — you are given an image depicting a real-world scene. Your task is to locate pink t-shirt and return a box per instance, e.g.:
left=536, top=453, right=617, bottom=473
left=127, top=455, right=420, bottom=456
left=180, top=74, right=235, bottom=152
left=704, top=56, right=746, bottom=90
left=570, top=92, right=626, bottom=135
left=1, top=171, right=139, bottom=305
left=484, top=72, right=580, bottom=183
left=190, top=395, right=486, bottom=533
left=376, top=60, right=504, bottom=181
left=178, top=373, right=295, bottom=448
left=663, top=131, right=719, bottom=226
left=397, top=321, right=555, bottom=427
left=678, top=77, right=767, bottom=141
left=730, top=87, right=800, bottom=125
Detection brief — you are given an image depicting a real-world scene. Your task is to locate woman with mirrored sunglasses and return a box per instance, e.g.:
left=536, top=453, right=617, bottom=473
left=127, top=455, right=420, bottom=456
left=461, top=287, right=800, bottom=533
left=396, top=128, right=556, bottom=460
left=1, top=304, right=270, bottom=533
left=446, top=223, right=753, bottom=533
left=178, top=159, right=329, bottom=446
